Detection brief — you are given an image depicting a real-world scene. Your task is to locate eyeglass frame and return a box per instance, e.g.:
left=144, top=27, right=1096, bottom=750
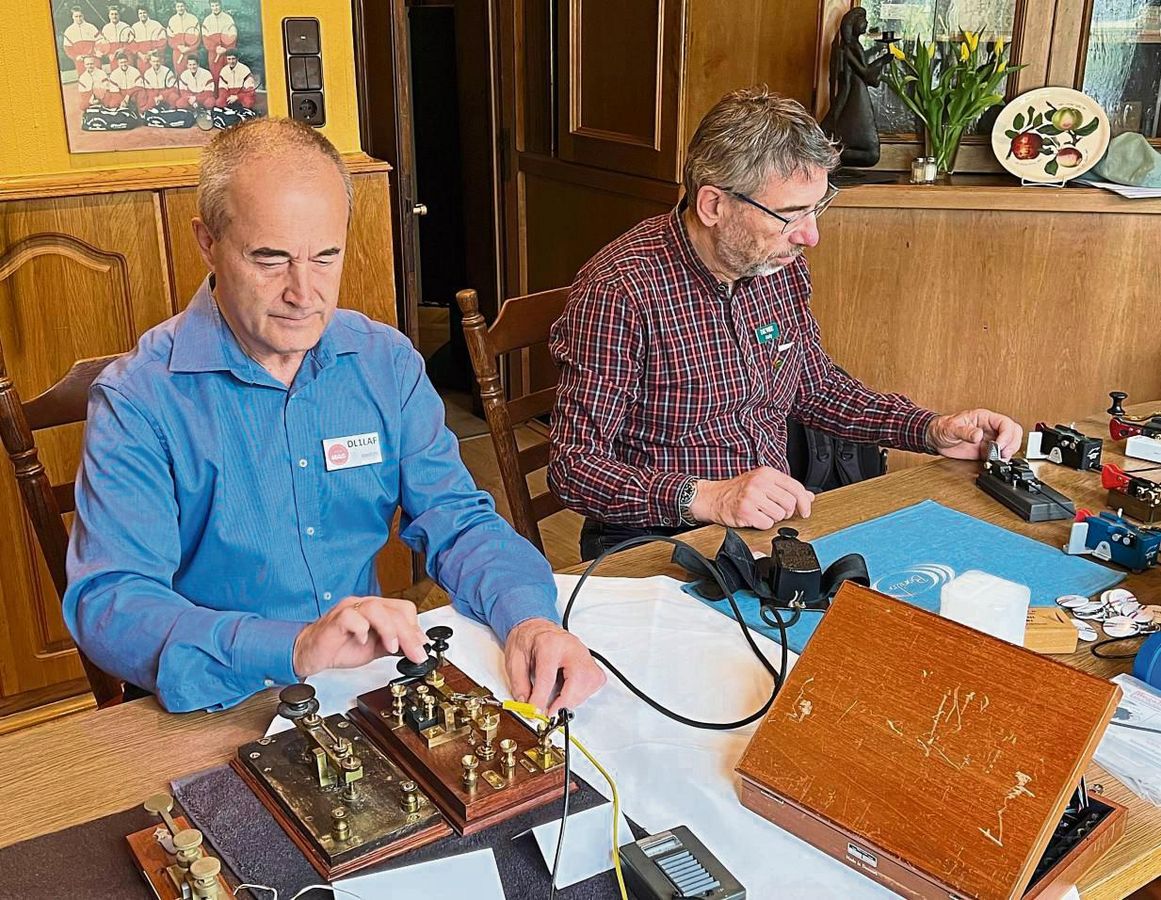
left=722, top=183, right=840, bottom=233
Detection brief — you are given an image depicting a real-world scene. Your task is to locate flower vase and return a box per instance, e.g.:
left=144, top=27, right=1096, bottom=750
left=923, top=125, right=965, bottom=177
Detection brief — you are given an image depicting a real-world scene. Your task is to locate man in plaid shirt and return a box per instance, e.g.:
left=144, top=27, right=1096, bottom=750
left=549, top=88, right=1021, bottom=560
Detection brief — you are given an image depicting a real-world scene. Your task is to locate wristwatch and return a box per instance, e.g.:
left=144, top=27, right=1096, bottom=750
left=677, top=476, right=700, bottom=526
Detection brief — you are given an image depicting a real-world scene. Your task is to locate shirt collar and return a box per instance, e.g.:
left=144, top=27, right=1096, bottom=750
left=670, top=200, right=735, bottom=295
left=169, top=275, right=361, bottom=380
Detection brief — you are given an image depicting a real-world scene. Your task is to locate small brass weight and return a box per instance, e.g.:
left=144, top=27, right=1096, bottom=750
left=142, top=792, right=224, bottom=899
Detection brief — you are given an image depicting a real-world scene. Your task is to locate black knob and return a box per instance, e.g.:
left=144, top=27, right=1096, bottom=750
left=776, top=527, right=799, bottom=539
left=1109, top=391, right=1128, bottom=417
left=278, top=683, right=318, bottom=720
left=426, top=625, right=452, bottom=654
left=396, top=656, right=437, bottom=679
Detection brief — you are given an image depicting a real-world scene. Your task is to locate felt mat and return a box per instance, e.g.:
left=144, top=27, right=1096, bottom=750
left=173, top=763, right=645, bottom=899
left=0, top=803, right=257, bottom=900
left=683, top=499, right=1125, bottom=654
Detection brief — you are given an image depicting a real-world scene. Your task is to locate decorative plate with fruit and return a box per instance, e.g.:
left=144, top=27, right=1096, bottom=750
left=990, top=87, right=1110, bottom=183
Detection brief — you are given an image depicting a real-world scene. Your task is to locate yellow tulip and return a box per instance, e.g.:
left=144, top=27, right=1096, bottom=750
left=889, top=43, right=905, bottom=61
left=995, top=35, right=1004, bottom=56
left=926, top=42, right=936, bottom=59
left=998, top=59, right=1007, bottom=73
left=964, top=30, right=979, bottom=52
left=960, top=42, right=970, bottom=61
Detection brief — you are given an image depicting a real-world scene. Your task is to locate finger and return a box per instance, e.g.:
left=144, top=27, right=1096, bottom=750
left=337, top=607, right=372, bottom=645
left=504, top=638, right=533, bottom=703
left=547, top=654, right=606, bottom=716
left=995, top=417, right=1023, bottom=458
left=758, top=483, right=800, bottom=520
left=736, top=503, right=776, bottom=531
left=360, top=603, right=425, bottom=661
left=776, top=475, right=814, bottom=517
left=528, top=642, right=563, bottom=714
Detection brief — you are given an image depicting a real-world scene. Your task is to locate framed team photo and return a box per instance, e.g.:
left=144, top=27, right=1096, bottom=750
left=51, top=1, right=268, bottom=153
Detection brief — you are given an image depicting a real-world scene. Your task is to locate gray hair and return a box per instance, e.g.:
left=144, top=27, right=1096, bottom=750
left=198, top=117, right=354, bottom=238
left=683, top=87, right=839, bottom=201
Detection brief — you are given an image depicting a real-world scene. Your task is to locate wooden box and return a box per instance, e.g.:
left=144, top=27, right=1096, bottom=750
left=736, top=583, right=1124, bottom=900
left=1024, top=607, right=1079, bottom=656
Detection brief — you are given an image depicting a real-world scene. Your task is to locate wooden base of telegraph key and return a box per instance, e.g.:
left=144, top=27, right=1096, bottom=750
left=353, top=652, right=574, bottom=835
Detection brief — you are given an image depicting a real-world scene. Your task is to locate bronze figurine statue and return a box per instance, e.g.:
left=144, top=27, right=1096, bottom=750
left=820, top=8, right=893, bottom=168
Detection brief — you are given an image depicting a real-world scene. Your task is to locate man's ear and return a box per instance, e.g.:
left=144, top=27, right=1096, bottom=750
left=191, top=217, right=217, bottom=270
left=692, top=184, right=727, bottom=228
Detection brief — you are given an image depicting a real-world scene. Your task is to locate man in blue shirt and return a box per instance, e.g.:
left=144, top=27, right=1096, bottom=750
left=64, top=118, right=605, bottom=714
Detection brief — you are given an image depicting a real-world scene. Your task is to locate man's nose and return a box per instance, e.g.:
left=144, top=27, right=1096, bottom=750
left=282, top=262, right=313, bottom=304
left=789, top=214, right=820, bottom=249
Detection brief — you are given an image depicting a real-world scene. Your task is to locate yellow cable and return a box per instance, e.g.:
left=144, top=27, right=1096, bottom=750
left=502, top=702, right=628, bottom=900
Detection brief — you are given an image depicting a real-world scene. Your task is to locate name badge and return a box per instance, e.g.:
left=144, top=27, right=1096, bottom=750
left=322, top=432, right=383, bottom=471
left=755, top=321, right=780, bottom=345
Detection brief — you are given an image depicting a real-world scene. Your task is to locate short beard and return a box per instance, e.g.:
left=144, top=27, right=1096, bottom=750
left=715, top=220, right=802, bottom=279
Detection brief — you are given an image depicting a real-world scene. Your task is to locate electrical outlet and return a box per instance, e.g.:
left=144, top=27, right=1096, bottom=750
left=292, top=91, right=326, bottom=127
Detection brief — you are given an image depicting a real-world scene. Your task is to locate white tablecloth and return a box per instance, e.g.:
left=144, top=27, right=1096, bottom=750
left=272, top=575, right=910, bottom=898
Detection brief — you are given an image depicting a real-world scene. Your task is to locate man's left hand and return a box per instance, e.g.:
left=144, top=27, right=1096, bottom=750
left=503, top=618, right=606, bottom=716
left=927, top=408, right=1023, bottom=460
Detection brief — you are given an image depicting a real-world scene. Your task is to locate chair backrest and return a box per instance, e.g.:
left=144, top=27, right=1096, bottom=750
left=0, top=348, right=124, bottom=706
left=456, top=287, right=570, bottom=553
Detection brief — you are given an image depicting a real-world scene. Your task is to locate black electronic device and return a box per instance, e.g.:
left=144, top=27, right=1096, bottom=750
left=976, top=446, right=1075, bottom=522
left=1026, top=422, right=1103, bottom=471
left=764, top=527, right=823, bottom=605
left=619, top=826, right=745, bottom=900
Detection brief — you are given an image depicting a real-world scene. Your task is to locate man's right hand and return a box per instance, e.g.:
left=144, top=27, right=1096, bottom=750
left=292, top=595, right=428, bottom=678
left=688, top=467, right=813, bottom=529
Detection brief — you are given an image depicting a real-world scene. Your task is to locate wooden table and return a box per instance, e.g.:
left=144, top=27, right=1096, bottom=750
left=1, top=406, right=1158, bottom=897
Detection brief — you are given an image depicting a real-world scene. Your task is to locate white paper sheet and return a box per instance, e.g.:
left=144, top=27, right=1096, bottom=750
left=520, top=804, right=633, bottom=889
left=334, top=848, right=505, bottom=900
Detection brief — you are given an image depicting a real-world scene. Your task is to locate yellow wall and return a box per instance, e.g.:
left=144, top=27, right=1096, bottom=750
left=2, top=1, right=361, bottom=177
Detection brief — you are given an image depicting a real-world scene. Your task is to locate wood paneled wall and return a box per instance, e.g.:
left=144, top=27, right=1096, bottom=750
left=809, top=184, right=1161, bottom=465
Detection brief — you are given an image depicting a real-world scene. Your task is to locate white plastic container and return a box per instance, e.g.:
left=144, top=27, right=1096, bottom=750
left=938, top=569, right=1031, bottom=646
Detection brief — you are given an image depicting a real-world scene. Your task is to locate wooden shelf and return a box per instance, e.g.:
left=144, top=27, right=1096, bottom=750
left=0, top=153, right=389, bottom=202
left=832, top=173, right=1161, bottom=214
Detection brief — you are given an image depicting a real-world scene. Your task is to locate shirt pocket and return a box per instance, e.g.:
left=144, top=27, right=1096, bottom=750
left=755, top=326, right=803, bottom=412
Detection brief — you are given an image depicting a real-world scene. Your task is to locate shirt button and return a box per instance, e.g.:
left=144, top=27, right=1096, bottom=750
left=323, top=591, right=332, bottom=601
left=306, top=526, right=315, bottom=536
left=263, top=678, right=275, bottom=687
left=298, top=458, right=308, bottom=468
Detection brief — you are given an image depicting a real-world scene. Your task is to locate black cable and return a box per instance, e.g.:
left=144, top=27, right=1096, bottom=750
left=561, top=534, right=787, bottom=730
left=1109, top=719, right=1161, bottom=736
left=548, top=710, right=572, bottom=900
left=1091, top=631, right=1147, bottom=659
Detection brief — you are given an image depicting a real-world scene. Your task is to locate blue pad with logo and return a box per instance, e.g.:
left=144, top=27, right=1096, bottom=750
left=683, top=499, right=1124, bottom=654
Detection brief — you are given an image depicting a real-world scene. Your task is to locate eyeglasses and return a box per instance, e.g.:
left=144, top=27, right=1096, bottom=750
left=724, top=184, right=839, bottom=234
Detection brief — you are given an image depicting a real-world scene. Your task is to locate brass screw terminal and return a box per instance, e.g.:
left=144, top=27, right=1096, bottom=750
left=461, top=754, right=479, bottom=789
left=401, top=780, right=419, bottom=813
left=500, top=738, right=518, bottom=772
left=189, top=856, right=221, bottom=899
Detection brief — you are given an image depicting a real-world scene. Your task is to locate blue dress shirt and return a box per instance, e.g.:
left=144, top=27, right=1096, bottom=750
left=64, top=278, right=559, bottom=712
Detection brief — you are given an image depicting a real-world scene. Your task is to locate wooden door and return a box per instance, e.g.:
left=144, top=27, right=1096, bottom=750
left=555, top=0, right=685, bottom=182
left=0, top=193, right=172, bottom=716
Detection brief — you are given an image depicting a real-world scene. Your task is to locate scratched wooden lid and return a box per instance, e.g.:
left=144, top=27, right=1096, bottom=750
left=736, top=583, right=1121, bottom=900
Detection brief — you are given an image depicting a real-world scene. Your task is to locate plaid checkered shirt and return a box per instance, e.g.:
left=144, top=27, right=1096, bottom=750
left=548, top=206, right=937, bottom=527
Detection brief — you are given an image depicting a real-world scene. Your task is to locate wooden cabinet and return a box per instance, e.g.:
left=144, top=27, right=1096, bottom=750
left=0, top=156, right=403, bottom=726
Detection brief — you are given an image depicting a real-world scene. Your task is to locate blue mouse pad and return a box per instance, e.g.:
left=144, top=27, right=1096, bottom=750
left=683, top=499, right=1124, bottom=654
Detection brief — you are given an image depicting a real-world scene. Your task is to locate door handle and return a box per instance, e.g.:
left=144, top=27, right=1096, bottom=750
left=412, top=203, right=428, bottom=216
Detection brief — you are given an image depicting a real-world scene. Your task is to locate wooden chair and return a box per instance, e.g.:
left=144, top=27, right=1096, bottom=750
left=456, top=287, right=570, bottom=554
left=0, top=349, right=124, bottom=707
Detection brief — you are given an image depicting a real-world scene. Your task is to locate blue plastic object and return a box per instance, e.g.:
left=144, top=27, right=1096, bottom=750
left=1135, top=631, right=1161, bottom=690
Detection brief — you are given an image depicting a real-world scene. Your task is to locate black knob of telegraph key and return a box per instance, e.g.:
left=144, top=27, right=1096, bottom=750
left=1108, top=391, right=1128, bottom=417
left=396, top=656, right=438, bottom=679
left=426, top=625, right=453, bottom=653
left=777, top=527, right=800, bottom=539
left=278, top=683, right=318, bottom=720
